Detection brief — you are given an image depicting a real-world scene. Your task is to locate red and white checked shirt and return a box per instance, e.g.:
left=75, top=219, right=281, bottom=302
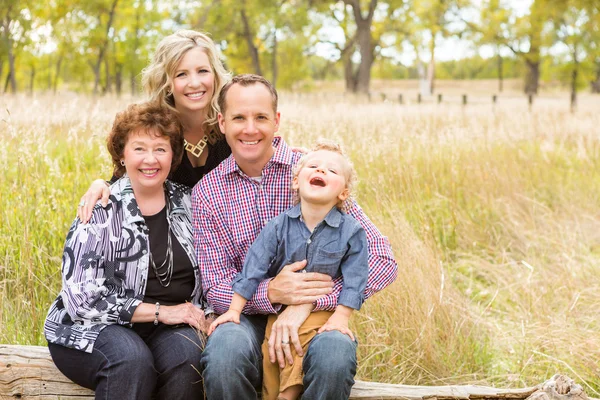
left=192, top=137, right=398, bottom=315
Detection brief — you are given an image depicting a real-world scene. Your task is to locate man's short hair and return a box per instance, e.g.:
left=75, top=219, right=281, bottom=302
left=218, top=74, right=278, bottom=115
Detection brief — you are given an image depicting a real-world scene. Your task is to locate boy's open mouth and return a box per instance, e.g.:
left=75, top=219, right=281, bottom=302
left=309, top=177, right=326, bottom=187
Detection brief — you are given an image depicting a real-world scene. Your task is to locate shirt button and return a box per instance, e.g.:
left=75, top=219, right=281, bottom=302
left=263, top=219, right=269, bottom=225
left=307, top=239, right=312, bottom=244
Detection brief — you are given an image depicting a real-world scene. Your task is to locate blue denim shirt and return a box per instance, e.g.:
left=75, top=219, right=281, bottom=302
left=232, top=204, right=368, bottom=310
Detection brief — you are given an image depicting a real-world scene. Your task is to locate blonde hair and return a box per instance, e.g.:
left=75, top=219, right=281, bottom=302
left=141, top=30, right=231, bottom=127
left=292, top=140, right=357, bottom=212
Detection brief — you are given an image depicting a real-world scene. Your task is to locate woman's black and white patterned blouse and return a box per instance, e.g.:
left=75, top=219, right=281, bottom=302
left=44, top=175, right=207, bottom=353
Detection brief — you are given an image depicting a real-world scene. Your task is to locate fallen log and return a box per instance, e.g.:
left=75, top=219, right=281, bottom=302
left=0, top=344, right=593, bottom=400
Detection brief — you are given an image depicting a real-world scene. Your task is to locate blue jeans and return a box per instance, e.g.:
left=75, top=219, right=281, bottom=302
left=201, top=314, right=357, bottom=399
left=48, top=324, right=204, bottom=400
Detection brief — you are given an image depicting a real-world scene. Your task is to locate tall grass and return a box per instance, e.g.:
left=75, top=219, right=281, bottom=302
left=1, top=92, right=599, bottom=391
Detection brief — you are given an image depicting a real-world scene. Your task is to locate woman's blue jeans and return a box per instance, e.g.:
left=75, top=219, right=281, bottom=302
left=200, top=314, right=357, bottom=400
left=48, top=323, right=204, bottom=400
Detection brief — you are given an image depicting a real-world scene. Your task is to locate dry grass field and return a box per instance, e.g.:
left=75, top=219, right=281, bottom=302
left=1, top=86, right=599, bottom=391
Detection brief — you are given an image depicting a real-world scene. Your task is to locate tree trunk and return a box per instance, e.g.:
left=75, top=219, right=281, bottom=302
left=2, top=11, right=17, bottom=93
left=346, top=0, right=377, bottom=95
left=240, top=6, right=262, bottom=76
left=92, top=0, right=119, bottom=95
left=271, top=29, right=278, bottom=88
left=591, top=59, right=600, bottom=93
left=29, top=64, right=35, bottom=95
left=427, top=32, right=436, bottom=95
left=6, top=37, right=17, bottom=93
left=4, top=71, right=11, bottom=93
left=115, top=62, right=123, bottom=96
left=103, top=56, right=111, bottom=94
left=570, top=47, right=578, bottom=112
left=130, top=4, right=141, bottom=96
left=524, top=59, right=539, bottom=95
left=497, top=49, right=503, bottom=93
left=53, top=55, right=62, bottom=94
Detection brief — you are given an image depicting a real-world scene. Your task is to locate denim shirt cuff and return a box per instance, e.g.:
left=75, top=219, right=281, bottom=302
left=337, top=291, right=364, bottom=311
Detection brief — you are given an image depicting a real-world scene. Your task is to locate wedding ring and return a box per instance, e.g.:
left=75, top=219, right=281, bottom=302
left=281, top=340, right=289, bottom=345
left=78, top=200, right=86, bottom=207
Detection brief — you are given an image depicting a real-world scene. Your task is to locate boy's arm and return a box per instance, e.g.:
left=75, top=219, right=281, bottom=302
left=192, top=186, right=280, bottom=315
left=317, top=305, right=355, bottom=341
left=313, top=203, right=398, bottom=312
left=208, top=293, right=247, bottom=335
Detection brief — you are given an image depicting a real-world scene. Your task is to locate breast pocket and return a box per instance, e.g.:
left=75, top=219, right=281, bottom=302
left=311, top=248, right=346, bottom=277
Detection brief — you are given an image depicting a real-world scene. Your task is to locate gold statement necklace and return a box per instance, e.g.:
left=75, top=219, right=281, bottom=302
left=183, top=130, right=221, bottom=158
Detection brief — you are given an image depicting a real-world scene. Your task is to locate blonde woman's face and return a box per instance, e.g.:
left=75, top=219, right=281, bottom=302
left=171, top=47, right=215, bottom=116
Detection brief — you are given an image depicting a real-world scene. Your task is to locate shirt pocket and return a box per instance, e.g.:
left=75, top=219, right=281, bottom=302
left=311, top=248, right=346, bottom=277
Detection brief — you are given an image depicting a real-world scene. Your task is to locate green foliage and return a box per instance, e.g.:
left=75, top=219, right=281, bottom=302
left=1, top=0, right=600, bottom=94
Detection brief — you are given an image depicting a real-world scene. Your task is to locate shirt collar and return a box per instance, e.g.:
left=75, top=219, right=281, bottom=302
left=112, top=175, right=187, bottom=226
left=221, top=136, right=293, bottom=176
left=285, top=203, right=343, bottom=228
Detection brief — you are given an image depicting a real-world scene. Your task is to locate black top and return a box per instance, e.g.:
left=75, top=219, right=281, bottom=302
left=133, top=205, right=195, bottom=338
left=171, top=139, right=232, bottom=188
left=143, top=205, right=195, bottom=305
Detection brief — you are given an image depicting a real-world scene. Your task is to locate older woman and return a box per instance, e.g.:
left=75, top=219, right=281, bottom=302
left=78, top=30, right=232, bottom=222
left=44, top=102, right=208, bottom=399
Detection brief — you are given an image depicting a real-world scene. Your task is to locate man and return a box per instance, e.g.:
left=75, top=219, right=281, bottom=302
left=192, top=74, right=397, bottom=399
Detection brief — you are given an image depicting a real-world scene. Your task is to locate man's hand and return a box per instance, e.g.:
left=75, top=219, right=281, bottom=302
left=267, top=260, right=333, bottom=306
left=268, top=303, right=313, bottom=368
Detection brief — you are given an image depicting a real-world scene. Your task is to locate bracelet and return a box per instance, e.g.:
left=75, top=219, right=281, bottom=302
left=154, top=302, right=160, bottom=325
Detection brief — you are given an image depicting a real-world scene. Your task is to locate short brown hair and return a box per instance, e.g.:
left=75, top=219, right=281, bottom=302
left=218, top=74, right=278, bottom=116
left=292, top=140, right=357, bottom=212
left=107, top=102, right=184, bottom=178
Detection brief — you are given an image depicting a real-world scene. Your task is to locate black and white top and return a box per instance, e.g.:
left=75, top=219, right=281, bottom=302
left=44, top=175, right=208, bottom=353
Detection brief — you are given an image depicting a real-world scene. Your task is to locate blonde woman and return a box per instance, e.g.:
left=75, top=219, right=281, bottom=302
left=78, top=30, right=232, bottom=222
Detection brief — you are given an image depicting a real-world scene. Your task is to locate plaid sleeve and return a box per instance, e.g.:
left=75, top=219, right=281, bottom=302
left=314, top=202, right=398, bottom=312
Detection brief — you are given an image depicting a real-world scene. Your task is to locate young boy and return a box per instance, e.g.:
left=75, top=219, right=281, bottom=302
left=208, top=141, right=368, bottom=400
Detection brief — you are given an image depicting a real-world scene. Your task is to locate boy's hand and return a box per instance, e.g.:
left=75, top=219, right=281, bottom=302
left=317, top=311, right=355, bottom=341
left=207, top=310, right=240, bottom=336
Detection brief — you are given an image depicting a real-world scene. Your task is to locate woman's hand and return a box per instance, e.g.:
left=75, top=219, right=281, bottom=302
left=77, top=179, right=110, bottom=223
left=268, top=303, right=313, bottom=368
left=160, top=303, right=208, bottom=332
left=207, top=310, right=241, bottom=336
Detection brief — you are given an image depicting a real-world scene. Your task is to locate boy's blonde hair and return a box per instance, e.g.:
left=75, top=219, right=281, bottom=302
left=292, top=140, right=357, bottom=212
left=141, top=30, right=231, bottom=127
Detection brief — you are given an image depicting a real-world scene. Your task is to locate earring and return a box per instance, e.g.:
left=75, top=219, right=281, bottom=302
left=120, top=160, right=125, bottom=166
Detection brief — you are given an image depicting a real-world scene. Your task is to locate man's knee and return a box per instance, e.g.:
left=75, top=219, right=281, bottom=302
left=202, top=320, right=262, bottom=373
left=304, top=330, right=357, bottom=377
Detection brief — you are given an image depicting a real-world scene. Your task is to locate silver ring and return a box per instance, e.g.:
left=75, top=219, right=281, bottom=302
left=281, top=340, right=289, bottom=345
left=78, top=200, right=86, bottom=207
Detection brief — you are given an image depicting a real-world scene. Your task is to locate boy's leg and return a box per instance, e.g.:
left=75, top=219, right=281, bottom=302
left=145, top=324, right=205, bottom=400
left=261, top=314, right=281, bottom=400
left=277, top=311, right=333, bottom=399
left=302, top=328, right=358, bottom=400
left=201, top=314, right=267, bottom=400
left=48, top=324, right=156, bottom=400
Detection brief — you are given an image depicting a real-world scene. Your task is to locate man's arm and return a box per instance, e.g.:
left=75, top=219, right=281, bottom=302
left=192, top=186, right=279, bottom=315
left=313, top=202, right=398, bottom=311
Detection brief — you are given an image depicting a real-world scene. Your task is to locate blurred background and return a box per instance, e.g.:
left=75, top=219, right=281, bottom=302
left=1, top=0, right=599, bottom=103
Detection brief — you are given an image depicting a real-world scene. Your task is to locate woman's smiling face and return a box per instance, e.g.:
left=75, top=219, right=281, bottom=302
left=122, top=129, right=173, bottom=194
